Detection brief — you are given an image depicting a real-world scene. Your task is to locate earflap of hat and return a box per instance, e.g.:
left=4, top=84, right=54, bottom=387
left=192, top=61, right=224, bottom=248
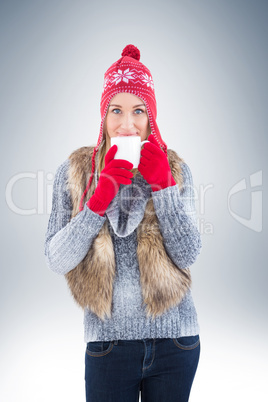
left=135, top=93, right=168, bottom=154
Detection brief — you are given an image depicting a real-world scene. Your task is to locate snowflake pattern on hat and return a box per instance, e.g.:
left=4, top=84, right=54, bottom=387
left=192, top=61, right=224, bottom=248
left=141, top=73, right=154, bottom=90
left=103, top=68, right=155, bottom=92
left=111, top=68, right=135, bottom=85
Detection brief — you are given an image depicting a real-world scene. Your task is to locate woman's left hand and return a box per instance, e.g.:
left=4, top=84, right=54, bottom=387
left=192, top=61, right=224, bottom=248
left=138, top=134, right=177, bottom=192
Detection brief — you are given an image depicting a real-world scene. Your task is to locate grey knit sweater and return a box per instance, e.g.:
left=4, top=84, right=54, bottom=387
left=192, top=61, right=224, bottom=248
left=44, top=155, right=202, bottom=342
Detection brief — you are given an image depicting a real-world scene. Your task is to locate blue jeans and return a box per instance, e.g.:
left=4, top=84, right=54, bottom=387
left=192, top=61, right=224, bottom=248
left=85, top=335, right=200, bottom=401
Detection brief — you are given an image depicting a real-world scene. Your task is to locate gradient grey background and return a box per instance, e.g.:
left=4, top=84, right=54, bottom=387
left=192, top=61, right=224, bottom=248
left=1, top=0, right=267, bottom=400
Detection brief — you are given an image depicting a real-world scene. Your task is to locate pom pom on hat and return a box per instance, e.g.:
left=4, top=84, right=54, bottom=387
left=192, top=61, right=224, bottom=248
left=121, top=44, right=140, bottom=61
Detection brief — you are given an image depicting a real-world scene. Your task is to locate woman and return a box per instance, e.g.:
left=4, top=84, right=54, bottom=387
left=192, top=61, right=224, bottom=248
left=44, top=44, right=202, bottom=402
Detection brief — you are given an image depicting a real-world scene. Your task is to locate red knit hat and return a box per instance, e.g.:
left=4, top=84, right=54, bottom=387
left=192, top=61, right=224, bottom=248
left=79, top=44, right=167, bottom=211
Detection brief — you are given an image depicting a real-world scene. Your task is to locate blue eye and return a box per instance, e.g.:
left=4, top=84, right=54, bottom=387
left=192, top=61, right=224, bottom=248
left=112, top=108, right=121, bottom=114
left=134, top=109, right=144, bottom=114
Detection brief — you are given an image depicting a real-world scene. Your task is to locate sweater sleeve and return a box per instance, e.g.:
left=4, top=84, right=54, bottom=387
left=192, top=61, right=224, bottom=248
left=44, top=159, right=106, bottom=275
left=151, top=162, right=202, bottom=269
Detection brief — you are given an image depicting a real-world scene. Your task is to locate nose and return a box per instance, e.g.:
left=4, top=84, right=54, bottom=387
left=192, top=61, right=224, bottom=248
left=120, top=112, right=135, bottom=129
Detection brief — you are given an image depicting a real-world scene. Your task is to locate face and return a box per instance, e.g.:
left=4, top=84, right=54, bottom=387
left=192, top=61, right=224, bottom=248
left=104, top=92, right=151, bottom=143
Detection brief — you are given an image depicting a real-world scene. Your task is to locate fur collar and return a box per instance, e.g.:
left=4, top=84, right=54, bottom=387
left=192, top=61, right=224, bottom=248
left=65, top=146, right=192, bottom=321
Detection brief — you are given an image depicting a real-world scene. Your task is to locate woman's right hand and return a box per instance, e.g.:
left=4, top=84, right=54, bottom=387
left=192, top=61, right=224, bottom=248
left=87, top=145, right=134, bottom=216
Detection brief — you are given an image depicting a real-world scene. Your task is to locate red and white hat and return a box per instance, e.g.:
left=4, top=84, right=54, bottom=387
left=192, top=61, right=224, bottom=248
left=79, top=44, right=167, bottom=211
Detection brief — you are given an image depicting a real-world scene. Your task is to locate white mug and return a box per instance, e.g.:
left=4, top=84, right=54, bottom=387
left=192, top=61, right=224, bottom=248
left=110, top=135, right=149, bottom=168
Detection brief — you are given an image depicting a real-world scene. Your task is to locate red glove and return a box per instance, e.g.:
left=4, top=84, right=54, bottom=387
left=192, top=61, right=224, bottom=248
left=87, top=145, right=133, bottom=216
left=138, top=134, right=176, bottom=192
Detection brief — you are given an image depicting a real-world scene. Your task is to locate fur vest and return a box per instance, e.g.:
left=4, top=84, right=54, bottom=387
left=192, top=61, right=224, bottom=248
left=65, top=146, right=192, bottom=321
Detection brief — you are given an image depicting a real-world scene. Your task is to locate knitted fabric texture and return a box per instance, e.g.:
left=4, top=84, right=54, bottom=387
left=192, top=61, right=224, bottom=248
left=44, top=159, right=202, bottom=342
